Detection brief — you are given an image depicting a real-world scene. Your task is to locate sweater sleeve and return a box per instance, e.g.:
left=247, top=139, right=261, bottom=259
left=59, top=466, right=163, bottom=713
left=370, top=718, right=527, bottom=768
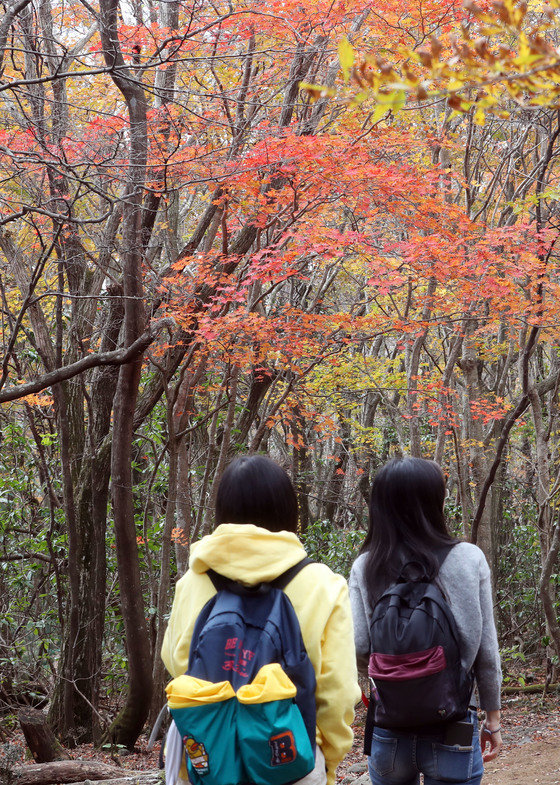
left=348, top=558, right=370, bottom=660
left=473, top=556, right=502, bottom=711
left=161, top=569, right=215, bottom=677
left=314, top=578, right=360, bottom=785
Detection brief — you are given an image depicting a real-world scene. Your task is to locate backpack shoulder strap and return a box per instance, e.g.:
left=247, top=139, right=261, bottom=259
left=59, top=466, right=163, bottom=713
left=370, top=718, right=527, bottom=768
left=205, top=569, right=230, bottom=592
left=436, top=542, right=455, bottom=568
left=434, top=542, right=456, bottom=601
left=205, top=556, right=314, bottom=595
left=395, top=543, right=456, bottom=584
left=205, top=569, right=270, bottom=595
left=269, top=556, right=314, bottom=590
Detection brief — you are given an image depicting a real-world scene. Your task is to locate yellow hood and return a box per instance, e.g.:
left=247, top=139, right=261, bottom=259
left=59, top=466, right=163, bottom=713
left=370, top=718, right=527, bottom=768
left=189, top=523, right=307, bottom=584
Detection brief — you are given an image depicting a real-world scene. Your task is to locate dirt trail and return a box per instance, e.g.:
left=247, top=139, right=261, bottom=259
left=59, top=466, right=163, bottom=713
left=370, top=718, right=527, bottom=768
left=483, top=738, right=560, bottom=784
left=483, top=689, right=560, bottom=784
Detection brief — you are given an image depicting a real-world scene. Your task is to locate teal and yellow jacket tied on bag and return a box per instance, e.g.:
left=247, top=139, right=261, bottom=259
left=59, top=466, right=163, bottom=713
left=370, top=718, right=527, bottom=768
left=166, top=664, right=315, bottom=785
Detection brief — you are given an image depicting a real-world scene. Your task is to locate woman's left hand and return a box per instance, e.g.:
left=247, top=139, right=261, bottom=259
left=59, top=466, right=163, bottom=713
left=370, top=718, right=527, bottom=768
left=480, top=725, right=503, bottom=762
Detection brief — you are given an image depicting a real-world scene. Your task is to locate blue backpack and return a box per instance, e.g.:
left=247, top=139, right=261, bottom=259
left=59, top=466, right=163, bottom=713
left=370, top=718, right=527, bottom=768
left=167, top=558, right=316, bottom=785
left=365, top=546, right=474, bottom=742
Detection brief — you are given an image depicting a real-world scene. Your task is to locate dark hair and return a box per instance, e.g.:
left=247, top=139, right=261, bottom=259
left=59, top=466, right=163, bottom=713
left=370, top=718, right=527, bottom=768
left=215, top=455, right=298, bottom=533
left=360, top=456, right=457, bottom=604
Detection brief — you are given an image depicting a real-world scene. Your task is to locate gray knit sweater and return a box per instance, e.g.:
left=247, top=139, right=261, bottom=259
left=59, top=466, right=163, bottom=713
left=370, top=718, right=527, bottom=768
left=349, top=541, right=502, bottom=711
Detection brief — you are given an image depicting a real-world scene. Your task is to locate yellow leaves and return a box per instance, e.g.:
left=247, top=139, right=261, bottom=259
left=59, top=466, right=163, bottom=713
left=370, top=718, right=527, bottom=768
left=447, top=93, right=472, bottom=112
left=413, top=36, right=447, bottom=73
left=338, top=37, right=355, bottom=82
left=334, top=0, right=560, bottom=122
left=493, top=0, right=527, bottom=25
left=464, top=0, right=527, bottom=26
left=307, top=355, right=407, bottom=402
left=300, top=82, right=336, bottom=101
left=474, top=106, right=486, bottom=124
left=513, top=32, right=547, bottom=68
left=370, top=89, right=407, bottom=122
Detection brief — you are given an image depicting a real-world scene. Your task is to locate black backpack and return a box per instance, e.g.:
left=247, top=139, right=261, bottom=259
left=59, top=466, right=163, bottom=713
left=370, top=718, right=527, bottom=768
left=365, top=546, right=474, bottom=739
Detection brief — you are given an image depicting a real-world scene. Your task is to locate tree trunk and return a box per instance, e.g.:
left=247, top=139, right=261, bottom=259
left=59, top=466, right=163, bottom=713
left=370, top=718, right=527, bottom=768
left=51, top=382, right=81, bottom=743
left=460, top=324, right=493, bottom=560
left=18, top=709, right=69, bottom=763
left=49, top=289, right=123, bottom=743
left=539, top=520, right=560, bottom=662
left=148, top=391, right=179, bottom=726
left=292, top=407, right=311, bottom=532
left=407, top=277, right=437, bottom=457
left=321, top=412, right=351, bottom=526
left=530, top=383, right=560, bottom=664
left=204, top=366, right=240, bottom=533
left=99, top=0, right=152, bottom=747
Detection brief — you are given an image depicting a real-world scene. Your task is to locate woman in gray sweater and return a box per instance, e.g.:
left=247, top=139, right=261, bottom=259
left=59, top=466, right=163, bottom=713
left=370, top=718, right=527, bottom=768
left=349, top=456, right=502, bottom=785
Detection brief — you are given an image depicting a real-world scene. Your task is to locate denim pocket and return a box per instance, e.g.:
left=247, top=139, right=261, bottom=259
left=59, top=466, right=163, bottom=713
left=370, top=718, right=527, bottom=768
left=370, top=733, right=397, bottom=776
left=432, top=741, right=474, bottom=782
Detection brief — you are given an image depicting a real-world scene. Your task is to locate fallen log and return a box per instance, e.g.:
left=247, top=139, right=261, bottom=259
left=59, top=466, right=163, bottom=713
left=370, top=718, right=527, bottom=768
left=4, top=761, right=139, bottom=785
left=74, top=775, right=162, bottom=785
left=502, top=682, right=560, bottom=695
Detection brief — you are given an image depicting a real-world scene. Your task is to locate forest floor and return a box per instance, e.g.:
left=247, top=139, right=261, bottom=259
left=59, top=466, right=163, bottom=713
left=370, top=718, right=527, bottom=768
left=1, top=690, right=559, bottom=784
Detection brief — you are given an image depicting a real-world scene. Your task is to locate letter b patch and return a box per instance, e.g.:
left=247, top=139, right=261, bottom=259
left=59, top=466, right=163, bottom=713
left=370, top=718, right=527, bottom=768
left=269, top=730, right=297, bottom=766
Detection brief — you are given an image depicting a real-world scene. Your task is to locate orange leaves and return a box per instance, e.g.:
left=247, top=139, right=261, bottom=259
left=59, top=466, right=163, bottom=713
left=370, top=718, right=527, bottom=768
left=21, top=392, right=54, bottom=408
left=286, top=432, right=306, bottom=450
left=470, top=396, right=512, bottom=423
left=171, top=527, right=189, bottom=545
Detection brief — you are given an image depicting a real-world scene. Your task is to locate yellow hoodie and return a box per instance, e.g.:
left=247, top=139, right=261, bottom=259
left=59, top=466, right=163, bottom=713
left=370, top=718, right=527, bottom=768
left=161, top=524, right=360, bottom=785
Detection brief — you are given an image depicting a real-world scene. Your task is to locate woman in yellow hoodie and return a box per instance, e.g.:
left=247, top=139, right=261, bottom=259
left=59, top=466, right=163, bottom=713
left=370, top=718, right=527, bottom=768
left=162, top=454, right=360, bottom=785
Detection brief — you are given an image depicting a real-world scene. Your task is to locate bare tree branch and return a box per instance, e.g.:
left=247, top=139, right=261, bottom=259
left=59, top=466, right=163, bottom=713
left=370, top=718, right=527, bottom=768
left=0, top=317, right=174, bottom=403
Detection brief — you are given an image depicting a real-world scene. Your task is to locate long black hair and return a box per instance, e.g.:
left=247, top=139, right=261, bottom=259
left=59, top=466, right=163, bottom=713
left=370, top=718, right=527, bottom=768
left=215, top=454, right=299, bottom=533
left=360, top=456, right=457, bottom=604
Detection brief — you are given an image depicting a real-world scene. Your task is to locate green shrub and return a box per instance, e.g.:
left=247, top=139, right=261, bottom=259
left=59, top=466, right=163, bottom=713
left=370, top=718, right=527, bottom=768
left=302, top=520, right=365, bottom=578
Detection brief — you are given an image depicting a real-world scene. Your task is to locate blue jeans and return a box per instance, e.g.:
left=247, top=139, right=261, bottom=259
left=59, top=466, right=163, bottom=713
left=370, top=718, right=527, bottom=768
left=367, top=711, right=483, bottom=785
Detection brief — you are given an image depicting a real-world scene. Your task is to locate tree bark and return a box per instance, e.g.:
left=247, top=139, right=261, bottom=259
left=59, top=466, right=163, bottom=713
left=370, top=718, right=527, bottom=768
left=48, top=291, right=126, bottom=743
left=405, top=277, right=436, bottom=457
left=148, top=382, right=179, bottom=726
left=5, top=762, right=133, bottom=785
left=18, top=709, right=69, bottom=763
left=98, top=0, right=152, bottom=747
left=539, top=517, right=560, bottom=662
